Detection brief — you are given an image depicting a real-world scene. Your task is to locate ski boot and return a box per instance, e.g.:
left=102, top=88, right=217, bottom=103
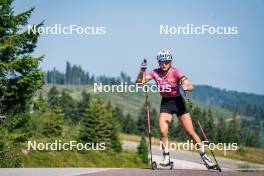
left=200, top=152, right=217, bottom=170
left=159, top=152, right=174, bottom=170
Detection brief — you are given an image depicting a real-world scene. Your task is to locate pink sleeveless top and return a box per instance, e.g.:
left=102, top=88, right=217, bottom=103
left=149, top=67, right=184, bottom=98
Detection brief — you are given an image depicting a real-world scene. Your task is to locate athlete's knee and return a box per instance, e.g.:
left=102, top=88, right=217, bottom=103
left=159, top=127, right=168, bottom=138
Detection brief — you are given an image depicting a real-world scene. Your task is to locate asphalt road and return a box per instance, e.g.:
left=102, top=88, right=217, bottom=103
left=0, top=168, right=111, bottom=176
left=80, top=168, right=264, bottom=176
left=122, top=141, right=264, bottom=171
left=1, top=168, right=263, bottom=176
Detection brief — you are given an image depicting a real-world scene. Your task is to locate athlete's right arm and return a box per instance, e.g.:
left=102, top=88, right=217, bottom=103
left=136, top=71, right=152, bottom=84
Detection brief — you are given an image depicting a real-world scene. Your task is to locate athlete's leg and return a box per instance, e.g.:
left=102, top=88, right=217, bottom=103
left=177, top=113, right=202, bottom=148
left=178, top=113, right=216, bottom=168
left=159, top=112, right=172, bottom=165
left=159, top=112, right=173, bottom=150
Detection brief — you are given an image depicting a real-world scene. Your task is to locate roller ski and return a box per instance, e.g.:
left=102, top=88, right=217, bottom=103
left=200, top=152, right=218, bottom=170
left=198, top=121, right=222, bottom=172
left=183, top=91, right=222, bottom=172
left=159, top=152, right=174, bottom=170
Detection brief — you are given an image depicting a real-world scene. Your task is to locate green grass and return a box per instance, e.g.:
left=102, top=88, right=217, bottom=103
left=20, top=126, right=147, bottom=168
left=211, top=146, right=264, bottom=165
left=21, top=150, right=147, bottom=168
left=19, top=115, right=147, bottom=168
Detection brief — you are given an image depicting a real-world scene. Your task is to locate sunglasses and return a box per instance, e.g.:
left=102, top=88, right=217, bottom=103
left=159, top=60, right=171, bottom=65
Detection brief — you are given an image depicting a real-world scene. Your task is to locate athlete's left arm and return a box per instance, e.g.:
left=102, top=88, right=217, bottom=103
left=179, top=76, right=194, bottom=91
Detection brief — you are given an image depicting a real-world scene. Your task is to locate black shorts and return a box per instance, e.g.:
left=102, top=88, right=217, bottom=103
left=160, top=95, right=189, bottom=117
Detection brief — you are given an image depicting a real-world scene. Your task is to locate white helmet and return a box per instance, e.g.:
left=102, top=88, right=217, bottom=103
left=157, top=50, right=172, bottom=62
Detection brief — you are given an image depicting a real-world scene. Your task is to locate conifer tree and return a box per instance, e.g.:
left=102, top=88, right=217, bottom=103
left=137, top=135, right=149, bottom=164
left=79, top=98, right=100, bottom=144
left=106, top=100, right=122, bottom=152
left=60, top=90, right=77, bottom=123
left=204, top=108, right=216, bottom=142
left=79, top=97, right=121, bottom=151
left=33, top=92, right=47, bottom=112
left=0, top=0, right=44, bottom=114
left=112, top=106, right=124, bottom=130
left=42, top=108, right=64, bottom=137
left=216, top=117, right=227, bottom=143
left=77, top=90, right=90, bottom=122
left=47, top=86, right=60, bottom=108
left=123, top=113, right=137, bottom=134
left=95, top=98, right=112, bottom=146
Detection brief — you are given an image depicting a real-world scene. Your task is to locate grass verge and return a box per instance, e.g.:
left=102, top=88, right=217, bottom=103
left=121, top=133, right=264, bottom=165
left=21, top=149, right=147, bottom=168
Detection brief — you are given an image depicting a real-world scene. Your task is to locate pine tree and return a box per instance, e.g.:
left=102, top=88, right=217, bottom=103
left=137, top=135, right=149, bottom=164
left=150, top=108, right=159, bottom=137
left=112, top=106, right=124, bottom=130
left=60, top=90, right=77, bottom=123
left=90, top=74, right=95, bottom=84
left=191, top=106, right=202, bottom=123
left=136, top=104, right=148, bottom=135
left=204, top=109, right=216, bottom=142
left=247, top=130, right=260, bottom=147
left=79, top=98, right=100, bottom=144
left=106, top=100, right=122, bottom=152
left=42, top=108, right=64, bottom=137
left=47, top=86, right=60, bottom=108
left=173, top=119, right=188, bottom=141
left=79, top=97, right=111, bottom=148
left=200, top=110, right=207, bottom=126
left=0, top=0, right=44, bottom=114
left=33, top=92, right=47, bottom=112
left=216, top=117, right=227, bottom=143
left=226, top=113, right=240, bottom=144
left=94, top=98, right=112, bottom=147
left=65, top=61, right=71, bottom=84
left=169, top=119, right=179, bottom=140
left=123, top=113, right=137, bottom=134
left=190, top=105, right=203, bottom=137
left=77, top=90, right=90, bottom=122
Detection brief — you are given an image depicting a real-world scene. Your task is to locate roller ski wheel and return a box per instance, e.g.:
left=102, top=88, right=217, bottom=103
left=151, top=161, right=157, bottom=170
left=212, top=164, right=222, bottom=172
left=207, top=164, right=222, bottom=172
left=169, top=161, right=174, bottom=170
left=214, top=164, right=222, bottom=172
left=159, top=161, right=174, bottom=170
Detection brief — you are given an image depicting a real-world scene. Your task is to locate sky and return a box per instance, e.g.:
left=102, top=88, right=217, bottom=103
left=13, top=0, right=264, bottom=95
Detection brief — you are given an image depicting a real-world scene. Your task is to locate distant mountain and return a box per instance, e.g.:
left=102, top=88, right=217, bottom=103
left=189, top=85, right=264, bottom=123
left=45, top=62, right=264, bottom=118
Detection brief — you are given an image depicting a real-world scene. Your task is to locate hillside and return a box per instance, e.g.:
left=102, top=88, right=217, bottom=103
left=38, top=84, right=264, bottom=146
left=40, top=84, right=234, bottom=120
left=190, top=85, right=264, bottom=121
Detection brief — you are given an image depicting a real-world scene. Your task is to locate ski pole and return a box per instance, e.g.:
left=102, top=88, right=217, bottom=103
left=197, top=121, right=222, bottom=172
left=183, top=92, right=221, bottom=172
left=146, top=90, right=153, bottom=164
left=141, top=59, right=154, bottom=164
